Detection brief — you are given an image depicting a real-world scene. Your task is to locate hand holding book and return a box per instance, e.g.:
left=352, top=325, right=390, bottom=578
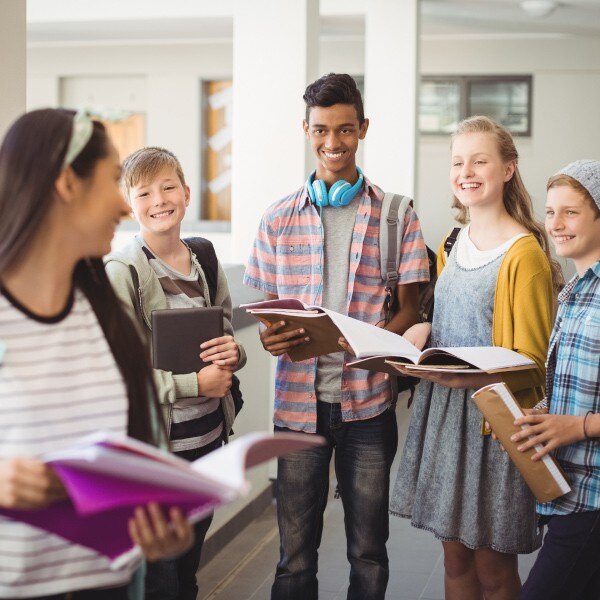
left=0, top=431, right=325, bottom=565
left=259, top=319, right=311, bottom=357
left=471, top=383, right=571, bottom=503
left=511, top=413, right=592, bottom=461
left=391, top=362, right=502, bottom=390
left=199, top=334, right=240, bottom=368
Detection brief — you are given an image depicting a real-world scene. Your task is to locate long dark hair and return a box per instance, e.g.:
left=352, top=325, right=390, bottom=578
left=0, top=108, right=164, bottom=445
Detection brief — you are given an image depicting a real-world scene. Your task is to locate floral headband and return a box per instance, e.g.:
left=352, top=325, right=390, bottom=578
left=63, top=110, right=93, bottom=168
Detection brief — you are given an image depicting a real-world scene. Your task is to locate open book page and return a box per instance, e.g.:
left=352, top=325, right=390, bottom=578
left=191, top=432, right=325, bottom=492
left=471, top=383, right=570, bottom=502
left=419, top=346, right=535, bottom=372
left=0, top=431, right=325, bottom=564
left=240, top=298, right=321, bottom=312
left=49, top=446, right=234, bottom=504
left=323, top=310, right=422, bottom=361
left=390, top=362, right=483, bottom=374
left=351, top=346, right=535, bottom=375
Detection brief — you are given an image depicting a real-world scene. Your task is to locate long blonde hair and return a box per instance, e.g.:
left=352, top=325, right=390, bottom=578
left=451, top=116, right=563, bottom=290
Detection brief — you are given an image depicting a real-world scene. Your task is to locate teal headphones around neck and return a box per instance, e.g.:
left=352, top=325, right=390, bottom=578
left=306, top=167, right=364, bottom=207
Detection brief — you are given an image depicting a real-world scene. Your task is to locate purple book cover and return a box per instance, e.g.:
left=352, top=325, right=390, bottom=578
left=0, top=432, right=325, bottom=563
left=0, top=464, right=221, bottom=561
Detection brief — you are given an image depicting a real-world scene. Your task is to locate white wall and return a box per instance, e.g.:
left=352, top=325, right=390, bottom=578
left=417, top=36, right=600, bottom=256
left=27, top=41, right=233, bottom=224
left=0, top=0, right=26, bottom=139
left=28, top=34, right=600, bottom=265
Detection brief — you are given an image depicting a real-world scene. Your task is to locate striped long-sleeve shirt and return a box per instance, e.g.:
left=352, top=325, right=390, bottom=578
left=538, top=260, right=600, bottom=516
left=243, top=176, right=429, bottom=432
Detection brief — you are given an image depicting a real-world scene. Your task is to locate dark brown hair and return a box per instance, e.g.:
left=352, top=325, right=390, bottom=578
left=0, top=109, right=164, bottom=445
left=451, top=116, right=564, bottom=290
left=303, top=73, right=365, bottom=124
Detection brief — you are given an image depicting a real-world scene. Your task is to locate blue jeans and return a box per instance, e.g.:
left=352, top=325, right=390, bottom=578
left=520, top=510, right=600, bottom=600
left=272, top=402, right=398, bottom=600
left=145, top=438, right=221, bottom=600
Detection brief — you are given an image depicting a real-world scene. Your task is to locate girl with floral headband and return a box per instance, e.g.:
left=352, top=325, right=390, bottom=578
left=0, top=109, right=193, bottom=599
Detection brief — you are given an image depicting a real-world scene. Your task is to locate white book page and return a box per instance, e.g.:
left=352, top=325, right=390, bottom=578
left=486, top=384, right=571, bottom=494
left=241, top=298, right=319, bottom=311
left=47, top=445, right=234, bottom=499
left=421, top=346, right=534, bottom=371
left=190, top=434, right=264, bottom=494
left=248, top=309, right=326, bottom=318
left=322, top=309, right=422, bottom=361
left=191, top=432, right=325, bottom=494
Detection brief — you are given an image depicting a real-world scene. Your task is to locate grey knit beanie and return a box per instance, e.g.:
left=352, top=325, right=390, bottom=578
left=556, top=159, right=600, bottom=211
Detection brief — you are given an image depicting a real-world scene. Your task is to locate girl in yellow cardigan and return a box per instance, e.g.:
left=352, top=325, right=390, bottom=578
left=390, top=116, right=561, bottom=600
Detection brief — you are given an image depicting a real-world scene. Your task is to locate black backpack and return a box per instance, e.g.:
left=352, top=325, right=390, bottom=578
left=185, top=237, right=244, bottom=418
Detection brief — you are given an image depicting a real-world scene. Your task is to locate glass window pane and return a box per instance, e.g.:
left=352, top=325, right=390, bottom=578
left=469, top=80, right=530, bottom=134
left=419, top=81, right=460, bottom=134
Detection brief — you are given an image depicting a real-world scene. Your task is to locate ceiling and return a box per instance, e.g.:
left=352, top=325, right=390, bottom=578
left=26, top=0, right=600, bottom=45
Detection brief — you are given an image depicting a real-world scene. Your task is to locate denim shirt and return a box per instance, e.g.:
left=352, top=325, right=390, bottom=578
left=538, top=260, right=600, bottom=515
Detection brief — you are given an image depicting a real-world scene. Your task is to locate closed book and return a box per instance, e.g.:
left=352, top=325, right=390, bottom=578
left=151, top=307, right=223, bottom=374
left=471, top=383, right=571, bottom=503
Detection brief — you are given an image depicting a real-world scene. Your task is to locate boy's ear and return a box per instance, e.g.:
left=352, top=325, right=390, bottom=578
left=184, top=185, right=191, bottom=207
left=359, top=118, right=369, bottom=140
left=54, top=166, right=79, bottom=205
left=302, top=119, right=310, bottom=138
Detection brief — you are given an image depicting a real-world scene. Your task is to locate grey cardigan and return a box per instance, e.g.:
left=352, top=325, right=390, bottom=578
left=105, top=238, right=247, bottom=440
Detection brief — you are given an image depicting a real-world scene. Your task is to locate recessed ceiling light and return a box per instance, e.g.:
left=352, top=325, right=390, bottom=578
left=520, top=0, right=559, bottom=18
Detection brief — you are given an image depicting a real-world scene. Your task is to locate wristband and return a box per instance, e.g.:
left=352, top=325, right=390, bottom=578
left=583, top=411, right=595, bottom=440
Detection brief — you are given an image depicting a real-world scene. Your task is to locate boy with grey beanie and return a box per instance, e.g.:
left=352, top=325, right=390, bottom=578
left=508, top=159, right=600, bottom=599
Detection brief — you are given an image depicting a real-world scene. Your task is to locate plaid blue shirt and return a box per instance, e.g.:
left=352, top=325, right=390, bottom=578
left=538, top=260, right=600, bottom=515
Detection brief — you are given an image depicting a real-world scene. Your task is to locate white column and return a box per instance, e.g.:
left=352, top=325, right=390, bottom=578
left=364, top=0, right=419, bottom=198
left=146, top=75, right=201, bottom=222
left=231, top=0, right=319, bottom=264
left=0, top=0, right=26, bottom=139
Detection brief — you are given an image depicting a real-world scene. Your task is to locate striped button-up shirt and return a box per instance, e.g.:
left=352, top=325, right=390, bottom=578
left=538, top=260, right=600, bottom=515
left=243, top=176, right=429, bottom=432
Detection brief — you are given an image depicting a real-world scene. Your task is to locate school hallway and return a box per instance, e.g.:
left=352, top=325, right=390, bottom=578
left=197, top=399, right=539, bottom=600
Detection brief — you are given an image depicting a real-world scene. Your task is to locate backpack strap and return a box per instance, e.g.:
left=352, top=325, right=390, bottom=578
left=380, top=192, right=413, bottom=323
left=184, top=236, right=244, bottom=420
left=444, top=227, right=461, bottom=257
left=184, top=237, right=218, bottom=305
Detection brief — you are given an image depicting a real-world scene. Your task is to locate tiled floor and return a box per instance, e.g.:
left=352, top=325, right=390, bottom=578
left=198, top=399, right=539, bottom=599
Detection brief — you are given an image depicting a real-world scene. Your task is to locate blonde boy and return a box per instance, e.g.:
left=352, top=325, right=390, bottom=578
left=106, top=147, right=246, bottom=600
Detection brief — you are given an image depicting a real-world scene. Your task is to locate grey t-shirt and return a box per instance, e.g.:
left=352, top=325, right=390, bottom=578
left=314, top=199, right=360, bottom=403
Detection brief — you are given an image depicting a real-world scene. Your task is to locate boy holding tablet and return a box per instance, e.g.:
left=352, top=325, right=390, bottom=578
left=106, top=146, right=246, bottom=600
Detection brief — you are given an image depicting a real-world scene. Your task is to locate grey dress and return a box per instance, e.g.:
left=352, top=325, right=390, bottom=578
left=390, top=245, right=541, bottom=554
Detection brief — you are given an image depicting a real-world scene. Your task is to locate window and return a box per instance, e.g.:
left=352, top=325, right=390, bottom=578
left=420, top=76, right=532, bottom=136
left=202, top=80, right=232, bottom=221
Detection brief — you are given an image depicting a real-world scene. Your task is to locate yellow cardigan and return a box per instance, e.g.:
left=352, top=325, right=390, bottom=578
left=437, top=233, right=554, bottom=408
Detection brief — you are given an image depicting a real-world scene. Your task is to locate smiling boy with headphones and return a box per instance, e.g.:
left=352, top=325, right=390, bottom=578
left=244, top=73, right=430, bottom=600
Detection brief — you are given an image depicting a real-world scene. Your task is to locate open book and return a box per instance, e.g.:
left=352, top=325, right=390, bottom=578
left=352, top=346, right=535, bottom=375
left=243, top=299, right=535, bottom=374
left=0, top=431, right=323, bottom=567
left=471, top=383, right=571, bottom=503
